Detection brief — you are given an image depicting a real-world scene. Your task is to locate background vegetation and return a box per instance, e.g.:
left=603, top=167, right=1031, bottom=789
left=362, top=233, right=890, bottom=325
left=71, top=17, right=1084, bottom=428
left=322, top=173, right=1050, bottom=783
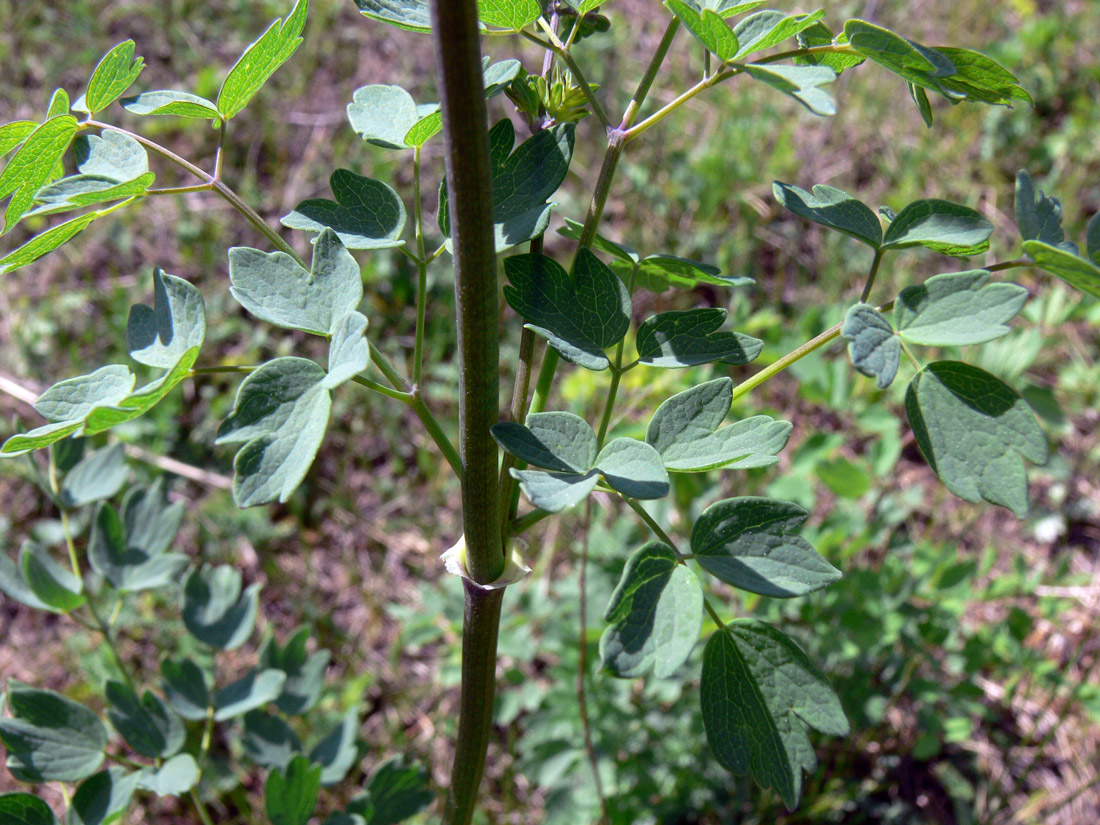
left=1, top=0, right=1098, bottom=822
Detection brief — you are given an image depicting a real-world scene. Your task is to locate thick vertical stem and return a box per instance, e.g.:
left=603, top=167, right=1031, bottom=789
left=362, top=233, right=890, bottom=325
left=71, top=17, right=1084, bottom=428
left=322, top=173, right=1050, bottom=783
left=430, top=1, right=505, bottom=822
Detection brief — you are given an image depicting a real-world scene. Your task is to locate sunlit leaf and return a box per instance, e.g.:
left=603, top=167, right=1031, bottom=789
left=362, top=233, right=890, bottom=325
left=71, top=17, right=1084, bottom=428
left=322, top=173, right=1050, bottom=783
left=0, top=115, right=78, bottom=230
left=217, top=0, right=309, bottom=120
left=0, top=682, right=107, bottom=782
left=841, top=303, right=899, bottom=389
left=80, top=41, right=145, bottom=114
left=135, top=754, right=198, bottom=797
left=881, top=199, right=993, bottom=255
left=281, top=170, right=406, bottom=250
left=126, top=269, right=206, bottom=369
left=732, top=9, right=824, bottom=60
left=214, top=669, right=287, bottom=721
left=121, top=90, right=221, bottom=120
left=894, top=270, right=1027, bottom=346
left=1023, top=240, right=1100, bottom=299
left=68, top=768, right=139, bottom=825
left=772, top=182, right=881, bottom=248
left=636, top=308, right=762, bottom=368
left=743, top=64, right=837, bottom=116
left=265, top=755, right=321, bottom=825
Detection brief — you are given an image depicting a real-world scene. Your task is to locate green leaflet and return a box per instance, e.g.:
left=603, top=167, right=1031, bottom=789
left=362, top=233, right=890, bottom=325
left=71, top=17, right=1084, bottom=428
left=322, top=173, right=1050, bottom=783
left=731, top=9, right=825, bottom=60
left=217, top=0, right=308, bottom=120
left=20, top=542, right=85, bottom=613
left=0, top=544, right=55, bottom=611
left=882, top=199, right=993, bottom=255
left=681, top=0, right=768, bottom=18
left=83, top=350, right=199, bottom=435
left=0, top=213, right=98, bottom=274
left=0, top=682, right=108, bottom=783
left=354, top=0, right=432, bottom=32
left=45, top=88, right=70, bottom=119
left=691, top=497, right=840, bottom=598
left=259, top=626, right=332, bottom=715
left=60, top=443, right=128, bottom=507
left=281, top=170, right=406, bottom=250
left=123, top=478, right=185, bottom=556
left=126, top=269, right=206, bottom=368
left=503, top=249, right=630, bottom=370
left=795, top=22, right=864, bottom=73
left=214, top=669, right=288, bottom=721
left=558, top=218, right=754, bottom=291
left=28, top=131, right=153, bottom=219
left=492, top=411, right=598, bottom=473
left=509, top=469, right=600, bottom=513
left=229, top=228, right=363, bottom=336
left=104, top=681, right=185, bottom=759
left=440, top=119, right=575, bottom=252
left=215, top=357, right=333, bottom=507
left=772, top=182, right=882, bottom=248
left=266, top=756, right=322, bottom=825
left=895, top=270, right=1028, bottom=346
left=76, top=131, right=148, bottom=179
left=347, top=59, right=519, bottom=149
left=324, top=311, right=370, bottom=389
left=308, top=708, right=359, bottom=785
left=160, top=659, right=210, bottom=721
left=68, top=768, right=139, bottom=825
left=181, top=565, right=261, bottom=650
left=1087, top=212, right=1100, bottom=267
left=0, top=793, right=56, bottom=825
left=0, top=121, right=38, bottom=157
left=906, top=361, right=1048, bottom=517
left=701, top=621, right=848, bottom=809
left=907, top=81, right=934, bottom=127
left=79, top=41, right=145, bottom=114
left=121, top=90, right=221, bottom=120
left=135, top=754, right=199, bottom=797
left=1012, top=170, right=1074, bottom=251
left=1023, top=240, right=1100, bottom=299
left=595, top=438, right=671, bottom=500
left=88, top=502, right=188, bottom=592
left=599, top=542, right=703, bottom=678
left=665, top=0, right=739, bottom=62
left=841, top=303, right=899, bottom=389
left=0, top=115, right=78, bottom=231
left=742, top=64, right=837, bottom=116
left=931, top=47, right=1032, bottom=106
left=35, top=365, right=135, bottom=423
left=243, top=711, right=302, bottom=769
left=477, top=0, right=541, bottom=30
left=635, top=308, right=763, bottom=368
left=646, top=378, right=791, bottom=472
left=347, top=757, right=435, bottom=824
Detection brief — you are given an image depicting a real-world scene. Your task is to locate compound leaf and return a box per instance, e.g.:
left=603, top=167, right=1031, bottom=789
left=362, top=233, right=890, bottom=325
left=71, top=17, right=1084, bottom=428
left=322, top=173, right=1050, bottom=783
left=0, top=793, right=56, bottom=825
left=88, top=502, right=188, bottom=593
left=136, top=754, right=198, bottom=797
left=772, top=182, right=882, bottom=248
left=882, top=199, right=993, bottom=255
left=80, top=41, right=144, bottom=114
left=732, top=9, right=825, bottom=59
left=214, top=669, right=287, bottom=722
left=1023, top=240, right=1100, bottom=299
left=126, top=269, right=206, bottom=369
left=68, top=767, right=139, bottom=825
left=492, top=411, right=597, bottom=473
left=691, top=497, right=840, bottom=597
left=121, top=90, right=221, bottom=120
left=701, top=620, right=848, bottom=809
left=308, top=709, right=359, bottom=786
left=354, top=0, right=431, bottom=32
left=0, top=115, right=78, bottom=231
left=160, top=659, right=209, bottom=721
left=895, top=270, right=1028, bottom=346
left=477, top=0, right=541, bottom=30
left=666, top=0, right=739, bottom=62
left=503, top=249, right=630, bottom=370
left=324, top=311, right=370, bottom=389
left=229, top=228, right=362, bottom=336
left=265, top=755, right=321, bottom=825
left=636, top=308, right=762, bottom=368
left=841, top=303, right=899, bottom=389
left=0, top=682, right=107, bottom=782
left=600, top=542, right=703, bottom=678
left=906, top=361, right=1048, bottom=517
left=217, top=0, right=308, bottom=121
left=215, top=358, right=333, bottom=507
left=104, top=681, right=184, bottom=760
left=646, top=378, right=791, bottom=472
left=743, top=64, right=837, bottom=116
left=181, top=565, right=260, bottom=650
left=440, top=119, right=574, bottom=252
left=20, top=542, right=85, bottom=613
left=282, top=170, right=405, bottom=250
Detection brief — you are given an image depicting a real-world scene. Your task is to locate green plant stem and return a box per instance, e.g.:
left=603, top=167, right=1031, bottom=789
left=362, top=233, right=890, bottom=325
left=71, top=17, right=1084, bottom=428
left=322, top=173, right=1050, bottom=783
left=728, top=300, right=895, bottom=403
left=509, top=508, right=552, bottom=536
left=754, top=43, right=860, bottom=65
left=190, top=790, right=216, bottom=825
left=621, top=17, right=680, bottom=129
left=988, top=257, right=1030, bottom=272
left=147, top=182, right=215, bottom=196
left=532, top=18, right=611, bottom=128
left=860, top=248, right=885, bottom=303
left=371, top=346, right=412, bottom=392
left=594, top=265, right=635, bottom=448
left=350, top=374, right=413, bottom=403
left=431, top=1, right=505, bottom=821
left=83, top=120, right=306, bottom=268
left=412, top=145, right=429, bottom=388
left=410, top=394, right=464, bottom=479
left=623, top=70, right=734, bottom=142
left=576, top=500, right=610, bottom=825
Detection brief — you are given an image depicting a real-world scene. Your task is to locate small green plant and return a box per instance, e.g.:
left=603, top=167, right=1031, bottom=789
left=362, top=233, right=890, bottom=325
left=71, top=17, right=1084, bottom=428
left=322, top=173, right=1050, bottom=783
left=1, top=1, right=1097, bottom=823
